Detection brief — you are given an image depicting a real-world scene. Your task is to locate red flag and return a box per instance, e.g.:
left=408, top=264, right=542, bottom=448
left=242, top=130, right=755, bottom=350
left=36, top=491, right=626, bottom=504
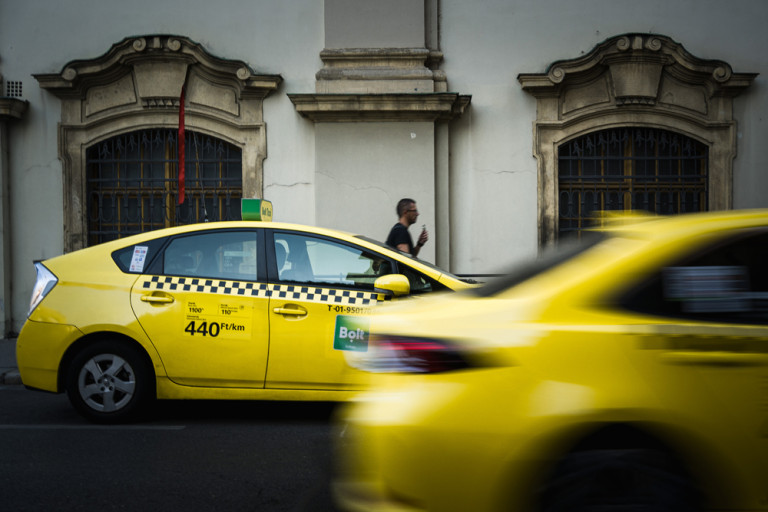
left=177, top=85, right=186, bottom=205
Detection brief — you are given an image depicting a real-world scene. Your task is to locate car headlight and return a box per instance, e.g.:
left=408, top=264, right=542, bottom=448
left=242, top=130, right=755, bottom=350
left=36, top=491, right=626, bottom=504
left=28, top=262, right=58, bottom=316
left=359, top=335, right=472, bottom=373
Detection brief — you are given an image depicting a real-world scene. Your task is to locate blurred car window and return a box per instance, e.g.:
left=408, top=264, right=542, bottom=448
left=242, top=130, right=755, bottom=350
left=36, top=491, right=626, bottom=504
left=622, top=229, right=768, bottom=324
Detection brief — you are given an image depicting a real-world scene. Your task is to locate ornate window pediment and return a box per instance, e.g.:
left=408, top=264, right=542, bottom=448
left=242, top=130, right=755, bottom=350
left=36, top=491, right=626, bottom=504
left=34, top=35, right=281, bottom=251
left=518, top=34, right=756, bottom=246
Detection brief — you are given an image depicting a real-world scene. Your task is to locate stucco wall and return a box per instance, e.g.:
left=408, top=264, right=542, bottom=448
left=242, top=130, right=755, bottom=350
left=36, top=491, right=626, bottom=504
left=2, top=0, right=767, bottom=332
left=439, top=0, right=768, bottom=272
left=315, top=122, right=436, bottom=263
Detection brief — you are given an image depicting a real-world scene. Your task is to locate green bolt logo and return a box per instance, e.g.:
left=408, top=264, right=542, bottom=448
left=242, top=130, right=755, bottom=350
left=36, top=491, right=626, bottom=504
left=333, top=315, right=370, bottom=352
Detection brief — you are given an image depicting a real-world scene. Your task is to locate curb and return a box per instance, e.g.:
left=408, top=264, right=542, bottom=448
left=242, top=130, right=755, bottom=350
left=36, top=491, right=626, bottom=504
left=1, top=370, right=21, bottom=385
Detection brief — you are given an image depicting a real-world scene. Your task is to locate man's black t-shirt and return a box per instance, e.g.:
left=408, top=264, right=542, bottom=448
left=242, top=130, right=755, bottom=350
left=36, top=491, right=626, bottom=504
left=386, top=223, right=413, bottom=254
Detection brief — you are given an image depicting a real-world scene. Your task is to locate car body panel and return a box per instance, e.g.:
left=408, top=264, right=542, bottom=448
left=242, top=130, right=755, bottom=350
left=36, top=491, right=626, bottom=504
left=17, top=221, right=470, bottom=411
left=334, top=209, right=768, bottom=512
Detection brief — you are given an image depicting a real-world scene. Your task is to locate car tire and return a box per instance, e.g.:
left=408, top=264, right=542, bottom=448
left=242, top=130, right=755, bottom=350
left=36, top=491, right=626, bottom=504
left=66, top=340, right=154, bottom=424
left=538, top=448, right=701, bottom=512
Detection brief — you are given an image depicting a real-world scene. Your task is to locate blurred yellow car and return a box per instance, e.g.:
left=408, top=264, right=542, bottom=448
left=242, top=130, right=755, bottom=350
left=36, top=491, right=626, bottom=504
left=16, top=220, right=471, bottom=423
left=334, top=209, right=768, bottom=512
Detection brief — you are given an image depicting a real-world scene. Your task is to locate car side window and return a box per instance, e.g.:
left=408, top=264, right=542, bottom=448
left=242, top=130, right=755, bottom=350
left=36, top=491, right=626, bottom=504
left=163, top=231, right=260, bottom=281
left=112, top=238, right=167, bottom=274
left=621, top=230, right=768, bottom=324
left=274, top=232, right=392, bottom=290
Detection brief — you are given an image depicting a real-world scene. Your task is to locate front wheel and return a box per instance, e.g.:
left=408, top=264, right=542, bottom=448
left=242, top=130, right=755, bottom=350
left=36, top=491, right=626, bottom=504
left=66, top=340, right=154, bottom=423
left=538, top=448, right=701, bottom=512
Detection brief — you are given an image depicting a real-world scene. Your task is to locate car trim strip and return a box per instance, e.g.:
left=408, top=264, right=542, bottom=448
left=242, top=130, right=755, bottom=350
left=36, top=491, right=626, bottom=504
left=139, top=275, right=380, bottom=305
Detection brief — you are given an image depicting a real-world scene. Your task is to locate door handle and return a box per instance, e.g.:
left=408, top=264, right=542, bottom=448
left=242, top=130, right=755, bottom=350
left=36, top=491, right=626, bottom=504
left=141, top=295, right=174, bottom=304
left=273, top=307, right=307, bottom=316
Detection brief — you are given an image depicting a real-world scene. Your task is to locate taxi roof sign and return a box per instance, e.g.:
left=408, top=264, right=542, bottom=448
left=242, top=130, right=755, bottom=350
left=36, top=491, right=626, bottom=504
left=241, top=199, right=273, bottom=221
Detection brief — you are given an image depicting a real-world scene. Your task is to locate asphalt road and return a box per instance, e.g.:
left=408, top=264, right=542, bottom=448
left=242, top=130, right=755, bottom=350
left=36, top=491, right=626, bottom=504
left=0, top=385, right=343, bottom=511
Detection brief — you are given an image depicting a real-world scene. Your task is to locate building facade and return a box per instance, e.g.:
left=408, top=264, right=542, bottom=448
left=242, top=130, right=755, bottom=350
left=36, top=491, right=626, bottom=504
left=0, top=0, right=765, bottom=335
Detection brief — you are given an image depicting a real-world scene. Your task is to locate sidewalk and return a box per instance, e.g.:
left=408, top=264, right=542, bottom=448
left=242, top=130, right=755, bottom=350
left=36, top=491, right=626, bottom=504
left=0, top=337, right=21, bottom=385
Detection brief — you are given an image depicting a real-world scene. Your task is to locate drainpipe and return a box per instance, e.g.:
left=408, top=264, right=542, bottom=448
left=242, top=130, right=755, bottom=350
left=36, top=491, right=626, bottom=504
left=0, top=90, right=29, bottom=336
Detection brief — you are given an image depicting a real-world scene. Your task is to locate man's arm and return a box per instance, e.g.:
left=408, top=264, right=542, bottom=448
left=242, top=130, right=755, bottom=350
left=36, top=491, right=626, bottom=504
left=411, top=228, right=428, bottom=257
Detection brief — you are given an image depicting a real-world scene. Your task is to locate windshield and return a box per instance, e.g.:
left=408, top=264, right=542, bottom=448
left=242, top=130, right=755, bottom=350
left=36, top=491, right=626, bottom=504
left=471, top=232, right=606, bottom=297
left=354, top=235, right=468, bottom=282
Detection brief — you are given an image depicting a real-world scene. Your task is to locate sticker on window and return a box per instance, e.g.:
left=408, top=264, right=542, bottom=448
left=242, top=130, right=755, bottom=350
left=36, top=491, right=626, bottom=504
left=333, top=315, right=370, bottom=352
left=130, top=246, right=149, bottom=272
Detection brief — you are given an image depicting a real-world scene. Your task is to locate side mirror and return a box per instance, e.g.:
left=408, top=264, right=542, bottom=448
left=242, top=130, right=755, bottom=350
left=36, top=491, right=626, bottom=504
left=373, top=274, right=411, bottom=298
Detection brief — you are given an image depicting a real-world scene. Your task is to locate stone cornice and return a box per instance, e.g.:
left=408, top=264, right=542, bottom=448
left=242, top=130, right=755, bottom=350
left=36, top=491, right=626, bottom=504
left=518, top=33, right=757, bottom=100
left=287, top=93, right=471, bottom=122
left=315, top=47, right=446, bottom=94
left=0, top=98, right=28, bottom=121
left=34, top=35, right=282, bottom=100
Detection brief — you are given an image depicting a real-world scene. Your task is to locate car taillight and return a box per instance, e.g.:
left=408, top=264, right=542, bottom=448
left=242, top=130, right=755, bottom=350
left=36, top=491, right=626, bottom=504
left=28, top=262, right=58, bottom=316
left=363, top=335, right=471, bottom=374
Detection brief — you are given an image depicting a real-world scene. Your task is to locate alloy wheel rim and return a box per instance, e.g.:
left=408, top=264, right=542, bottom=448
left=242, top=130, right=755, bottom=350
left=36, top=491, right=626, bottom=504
left=77, top=354, right=136, bottom=412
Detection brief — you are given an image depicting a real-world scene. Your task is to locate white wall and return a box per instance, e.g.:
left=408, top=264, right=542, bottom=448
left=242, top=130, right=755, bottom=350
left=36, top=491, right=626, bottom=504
left=315, top=122, right=436, bottom=262
left=2, top=0, right=768, bottom=331
left=440, top=0, right=768, bottom=273
left=0, top=0, right=323, bottom=331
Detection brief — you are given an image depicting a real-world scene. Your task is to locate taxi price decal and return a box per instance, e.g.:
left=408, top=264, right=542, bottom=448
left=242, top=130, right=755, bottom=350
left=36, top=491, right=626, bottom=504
left=183, top=300, right=251, bottom=339
left=333, top=315, right=370, bottom=352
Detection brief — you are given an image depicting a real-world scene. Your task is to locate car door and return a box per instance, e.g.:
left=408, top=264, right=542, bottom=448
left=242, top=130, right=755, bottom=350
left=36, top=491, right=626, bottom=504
left=621, top=228, right=768, bottom=507
left=265, top=230, right=395, bottom=390
left=131, top=229, right=270, bottom=388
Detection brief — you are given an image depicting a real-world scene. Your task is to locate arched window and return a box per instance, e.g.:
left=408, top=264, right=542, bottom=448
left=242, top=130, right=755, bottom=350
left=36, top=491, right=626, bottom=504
left=35, top=35, right=281, bottom=252
left=86, top=129, right=242, bottom=245
left=558, top=128, right=708, bottom=237
left=519, top=34, right=755, bottom=246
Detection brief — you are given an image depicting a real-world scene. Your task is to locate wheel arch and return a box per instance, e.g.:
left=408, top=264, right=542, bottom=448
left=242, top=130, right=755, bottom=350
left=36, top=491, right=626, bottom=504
left=503, top=420, right=740, bottom=511
left=57, top=331, right=158, bottom=395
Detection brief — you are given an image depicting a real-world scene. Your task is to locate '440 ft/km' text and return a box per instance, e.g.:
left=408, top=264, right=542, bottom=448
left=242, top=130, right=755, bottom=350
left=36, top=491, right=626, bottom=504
left=184, top=320, right=246, bottom=337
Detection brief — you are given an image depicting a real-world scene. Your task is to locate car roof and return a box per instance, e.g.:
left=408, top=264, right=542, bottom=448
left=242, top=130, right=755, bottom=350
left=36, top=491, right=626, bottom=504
left=594, top=208, right=768, bottom=239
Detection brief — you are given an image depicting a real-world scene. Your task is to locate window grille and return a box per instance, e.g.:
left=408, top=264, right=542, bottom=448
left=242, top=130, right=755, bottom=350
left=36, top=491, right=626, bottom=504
left=558, top=128, right=708, bottom=238
left=5, top=81, right=23, bottom=97
left=86, top=129, right=242, bottom=246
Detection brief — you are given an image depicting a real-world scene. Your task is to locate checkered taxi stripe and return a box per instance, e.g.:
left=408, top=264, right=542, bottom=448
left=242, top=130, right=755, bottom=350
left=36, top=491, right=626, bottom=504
left=139, top=275, right=380, bottom=305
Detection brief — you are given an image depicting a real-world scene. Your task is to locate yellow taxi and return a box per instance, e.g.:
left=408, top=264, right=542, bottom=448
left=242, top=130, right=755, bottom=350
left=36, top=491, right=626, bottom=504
left=17, top=202, right=471, bottom=423
left=333, top=209, right=768, bottom=512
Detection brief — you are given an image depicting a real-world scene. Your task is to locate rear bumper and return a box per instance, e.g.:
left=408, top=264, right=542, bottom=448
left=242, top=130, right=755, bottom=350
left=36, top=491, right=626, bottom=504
left=16, top=320, right=83, bottom=392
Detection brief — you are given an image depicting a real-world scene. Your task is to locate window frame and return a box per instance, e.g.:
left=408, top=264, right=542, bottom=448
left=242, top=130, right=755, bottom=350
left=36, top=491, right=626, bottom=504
left=518, top=33, right=755, bottom=247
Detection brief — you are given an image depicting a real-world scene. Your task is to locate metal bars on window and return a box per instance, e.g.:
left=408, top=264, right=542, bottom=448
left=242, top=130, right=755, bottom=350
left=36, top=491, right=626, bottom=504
left=558, top=128, right=708, bottom=238
left=86, top=129, right=243, bottom=246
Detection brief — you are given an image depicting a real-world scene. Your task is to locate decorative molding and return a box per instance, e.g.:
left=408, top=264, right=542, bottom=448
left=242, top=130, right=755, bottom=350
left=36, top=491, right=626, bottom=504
left=288, top=93, right=471, bottom=122
left=35, top=35, right=282, bottom=109
left=518, top=33, right=757, bottom=247
left=0, top=98, right=28, bottom=121
left=315, top=47, right=446, bottom=94
left=33, top=35, right=282, bottom=252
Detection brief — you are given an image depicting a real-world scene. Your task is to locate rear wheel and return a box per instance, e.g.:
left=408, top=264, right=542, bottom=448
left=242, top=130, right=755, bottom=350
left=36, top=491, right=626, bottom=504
left=538, top=448, right=701, bottom=512
left=66, top=340, right=154, bottom=423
